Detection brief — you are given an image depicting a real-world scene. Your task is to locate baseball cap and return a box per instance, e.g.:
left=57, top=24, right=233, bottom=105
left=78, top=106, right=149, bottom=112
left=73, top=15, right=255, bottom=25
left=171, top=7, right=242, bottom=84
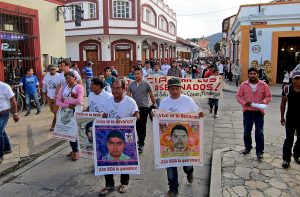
left=167, top=78, right=181, bottom=87
left=292, top=71, right=300, bottom=79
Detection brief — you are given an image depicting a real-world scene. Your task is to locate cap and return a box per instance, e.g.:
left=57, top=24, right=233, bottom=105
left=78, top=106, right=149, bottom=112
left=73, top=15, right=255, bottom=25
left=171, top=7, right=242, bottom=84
left=88, top=61, right=94, bottom=65
left=106, top=130, right=125, bottom=142
left=292, top=71, right=300, bottom=79
left=167, top=78, right=181, bottom=87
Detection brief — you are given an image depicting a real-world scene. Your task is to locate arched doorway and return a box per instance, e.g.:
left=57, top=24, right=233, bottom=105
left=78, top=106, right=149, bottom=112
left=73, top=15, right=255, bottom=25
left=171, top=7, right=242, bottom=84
left=142, top=40, right=150, bottom=65
left=79, top=39, right=101, bottom=74
left=151, top=42, right=158, bottom=60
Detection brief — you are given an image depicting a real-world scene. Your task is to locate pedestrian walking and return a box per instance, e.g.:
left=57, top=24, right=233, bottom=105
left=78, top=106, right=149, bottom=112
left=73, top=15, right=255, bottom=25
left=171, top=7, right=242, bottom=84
left=158, top=77, right=204, bottom=197
left=82, top=61, right=94, bottom=96
left=233, top=59, right=242, bottom=87
left=42, top=65, right=60, bottom=131
left=100, top=79, right=139, bottom=196
left=0, top=81, right=19, bottom=164
left=236, top=67, right=272, bottom=159
left=128, top=65, right=136, bottom=80
left=209, top=68, right=220, bottom=118
left=167, top=61, right=182, bottom=78
left=161, top=59, right=171, bottom=76
left=127, top=67, right=156, bottom=153
left=104, top=67, right=116, bottom=87
left=86, top=78, right=112, bottom=112
left=56, top=72, right=84, bottom=161
left=97, top=73, right=112, bottom=93
left=280, top=71, right=300, bottom=168
left=19, top=68, right=41, bottom=116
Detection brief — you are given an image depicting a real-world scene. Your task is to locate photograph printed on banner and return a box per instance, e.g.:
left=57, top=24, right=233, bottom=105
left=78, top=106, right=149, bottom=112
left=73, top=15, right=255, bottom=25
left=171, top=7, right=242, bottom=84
left=94, top=125, right=138, bottom=166
left=53, top=107, right=77, bottom=142
left=159, top=120, right=201, bottom=158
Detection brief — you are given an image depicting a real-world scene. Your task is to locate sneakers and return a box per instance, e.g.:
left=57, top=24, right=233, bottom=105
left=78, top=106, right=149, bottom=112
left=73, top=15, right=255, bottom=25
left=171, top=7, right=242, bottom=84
left=294, top=157, right=300, bottom=164
left=209, top=108, right=212, bottom=113
left=138, top=146, right=144, bottom=153
left=25, top=112, right=31, bottom=116
left=213, top=114, right=219, bottom=118
left=71, top=152, right=79, bottom=161
left=242, top=148, right=251, bottom=155
left=257, top=153, right=264, bottom=159
left=187, top=173, right=194, bottom=183
left=166, top=190, right=178, bottom=197
left=99, top=186, right=115, bottom=196
left=3, top=149, right=12, bottom=155
left=36, top=111, right=41, bottom=115
left=282, top=160, right=290, bottom=169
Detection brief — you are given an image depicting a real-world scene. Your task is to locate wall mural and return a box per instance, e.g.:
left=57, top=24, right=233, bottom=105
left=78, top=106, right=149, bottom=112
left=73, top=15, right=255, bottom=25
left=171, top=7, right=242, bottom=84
left=250, top=60, right=272, bottom=85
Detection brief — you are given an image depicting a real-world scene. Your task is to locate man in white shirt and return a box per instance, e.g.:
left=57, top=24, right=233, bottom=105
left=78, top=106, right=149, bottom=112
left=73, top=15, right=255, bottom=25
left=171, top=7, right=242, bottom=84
left=0, top=81, right=19, bottom=163
left=42, top=65, right=60, bottom=131
left=218, top=60, right=224, bottom=76
left=161, top=59, right=171, bottom=76
left=87, top=78, right=112, bottom=113
left=142, top=61, right=152, bottom=77
left=100, top=79, right=139, bottom=196
left=158, top=77, right=204, bottom=197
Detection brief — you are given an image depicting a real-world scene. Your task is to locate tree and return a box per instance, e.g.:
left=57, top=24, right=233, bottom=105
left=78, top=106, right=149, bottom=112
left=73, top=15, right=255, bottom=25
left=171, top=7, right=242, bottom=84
left=214, top=42, right=220, bottom=52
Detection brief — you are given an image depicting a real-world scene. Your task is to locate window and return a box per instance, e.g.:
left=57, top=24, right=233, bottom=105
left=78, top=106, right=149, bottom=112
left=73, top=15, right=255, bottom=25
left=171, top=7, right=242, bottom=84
left=169, top=23, right=175, bottom=35
left=146, top=9, right=151, bottom=23
left=113, top=0, right=131, bottom=19
left=88, top=3, right=96, bottom=19
left=70, top=3, right=83, bottom=21
left=159, top=17, right=167, bottom=31
left=144, top=8, right=155, bottom=26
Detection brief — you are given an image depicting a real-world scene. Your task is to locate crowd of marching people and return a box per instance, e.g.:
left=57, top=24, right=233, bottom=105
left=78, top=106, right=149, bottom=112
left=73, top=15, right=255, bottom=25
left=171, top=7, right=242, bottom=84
left=1, top=57, right=300, bottom=197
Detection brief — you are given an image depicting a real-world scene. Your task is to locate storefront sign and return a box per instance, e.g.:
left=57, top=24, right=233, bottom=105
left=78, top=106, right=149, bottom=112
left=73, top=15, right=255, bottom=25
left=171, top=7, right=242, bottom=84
left=251, top=21, right=267, bottom=25
left=115, top=45, right=131, bottom=50
left=252, top=45, right=261, bottom=53
left=84, top=45, right=97, bottom=50
left=1, top=43, right=16, bottom=51
left=0, top=33, right=24, bottom=41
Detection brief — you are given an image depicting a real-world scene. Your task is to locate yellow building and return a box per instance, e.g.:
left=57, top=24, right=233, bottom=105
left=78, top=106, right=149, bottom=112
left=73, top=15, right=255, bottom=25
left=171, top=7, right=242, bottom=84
left=0, top=0, right=66, bottom=82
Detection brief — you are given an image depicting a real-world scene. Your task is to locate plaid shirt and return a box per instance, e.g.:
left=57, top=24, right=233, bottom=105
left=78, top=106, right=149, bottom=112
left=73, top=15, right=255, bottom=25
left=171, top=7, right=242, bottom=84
left=236, top=80, right=272, bottom=114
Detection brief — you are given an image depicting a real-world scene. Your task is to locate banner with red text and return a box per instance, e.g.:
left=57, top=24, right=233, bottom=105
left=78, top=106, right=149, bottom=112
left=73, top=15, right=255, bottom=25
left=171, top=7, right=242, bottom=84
left=93, top=117, right=140, bottom=175
left=75, top=112, right=103, bottom=158
left=124, top=76, right=223, bottom=99
left=153, top=110, right=203, bottom=168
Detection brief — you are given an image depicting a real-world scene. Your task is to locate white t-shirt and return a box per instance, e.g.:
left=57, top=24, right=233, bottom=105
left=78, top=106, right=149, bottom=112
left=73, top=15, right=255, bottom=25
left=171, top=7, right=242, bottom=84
left=161, top=64, right=171, bottom=75
left=58, top=70, right=81, bottom=87
left=42, top=73, right=60, bottom=99
left=88, top=90, right=112, bottom=112
left=159, top=94, right=200, bottom=113
left=0, top=82, right=15, bottom=111
left=103, top=95, right=139, bottom=119
left=218, top=64, right=224, bottom=74
left=250, top=84, right=257, bottom=92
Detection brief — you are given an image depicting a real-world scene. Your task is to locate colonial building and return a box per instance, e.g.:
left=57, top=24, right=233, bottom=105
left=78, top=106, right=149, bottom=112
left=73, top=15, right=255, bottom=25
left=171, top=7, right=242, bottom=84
left=0, top=0, right=67, bottom=83
left=64, top=0, right=177, bottom=76
left=223, top=1, right=300, bottom=84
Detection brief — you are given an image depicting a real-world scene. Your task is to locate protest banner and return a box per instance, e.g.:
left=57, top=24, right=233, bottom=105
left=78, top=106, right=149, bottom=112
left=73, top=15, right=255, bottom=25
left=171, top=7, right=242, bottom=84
left=124, top=76, right=223, bottom=99
left=75, top=112, right=103, bottom=158
left=93, top=117, right=140, bottom=175
left=153, top=110, right=203, bottom=168
left=53, top=107, right=78, bottom=142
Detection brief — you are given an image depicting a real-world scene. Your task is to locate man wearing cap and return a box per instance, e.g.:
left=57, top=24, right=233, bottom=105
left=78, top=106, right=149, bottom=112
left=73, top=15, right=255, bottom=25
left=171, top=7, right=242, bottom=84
left=281, top=71, right=300, bottom=168
left=100, top=79, right=139, bottom=196
left=167, top=61, right=182, bottom=78
left=102, top=130, right=130, bottom=161
left=236, top=67, right=272, bottom=159
left=158, top=77, right=204, bottom=197
left=42, top=65, right=60, bottom=131
left=82, top=61, right=94, bottom=96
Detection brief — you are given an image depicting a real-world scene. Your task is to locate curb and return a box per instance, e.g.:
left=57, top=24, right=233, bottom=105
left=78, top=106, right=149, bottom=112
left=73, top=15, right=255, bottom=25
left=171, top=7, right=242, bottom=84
left=223, top=88, right=281, bottom=97
left=0, top=141, right=68, bottom=185
left=209, top=147, right=231, bottom=197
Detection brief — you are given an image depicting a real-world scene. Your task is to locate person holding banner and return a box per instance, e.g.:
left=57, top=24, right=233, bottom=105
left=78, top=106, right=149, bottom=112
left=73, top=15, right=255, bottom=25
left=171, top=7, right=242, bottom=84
left=167, top=61, right=182, bottom=78
left=127, top=67, right=156, bottom=153
left=158, top=77, right=204, bottom=197
left=100, top=79, right=139, bottom=196
left=86, top=78, right=112, bottom=113
left=56, top=71, right=84, bottom=161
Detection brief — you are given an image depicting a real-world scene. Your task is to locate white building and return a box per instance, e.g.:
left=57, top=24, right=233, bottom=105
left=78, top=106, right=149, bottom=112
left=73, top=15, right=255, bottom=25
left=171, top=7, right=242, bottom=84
left=64, top=0, right=177, bottom=76
left=223, top=1, right=300, bottom=84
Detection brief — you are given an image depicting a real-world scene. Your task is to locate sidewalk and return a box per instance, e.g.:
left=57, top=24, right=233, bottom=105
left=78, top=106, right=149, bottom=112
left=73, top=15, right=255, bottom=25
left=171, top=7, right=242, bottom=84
left=0, top=104, right=63, bottom=176
left=223, top=81, right=282, bottom=97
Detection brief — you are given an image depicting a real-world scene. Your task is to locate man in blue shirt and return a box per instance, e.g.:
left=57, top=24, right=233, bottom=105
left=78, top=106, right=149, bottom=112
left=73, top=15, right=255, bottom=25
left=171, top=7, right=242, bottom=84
left=20, top=68, right=41, bottom=116
left=82, top=61, right=94, bottom=96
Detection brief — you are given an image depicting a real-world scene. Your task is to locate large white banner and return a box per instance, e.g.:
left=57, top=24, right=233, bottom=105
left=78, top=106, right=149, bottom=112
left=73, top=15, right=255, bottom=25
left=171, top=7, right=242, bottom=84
left=75, top=112, right=103, bottom=158
left=153, top=110, right=203, bottom=168
left=93, top=118, right=140, bottom=175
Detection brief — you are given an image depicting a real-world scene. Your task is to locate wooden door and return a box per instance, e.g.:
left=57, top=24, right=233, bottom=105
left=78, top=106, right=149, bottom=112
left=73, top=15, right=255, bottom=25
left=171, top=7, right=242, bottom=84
left=142, top=50, right=147, bottom=65
left=115, top=50, right=130, bottom=76
left=86, top=50, right=99, bottom=75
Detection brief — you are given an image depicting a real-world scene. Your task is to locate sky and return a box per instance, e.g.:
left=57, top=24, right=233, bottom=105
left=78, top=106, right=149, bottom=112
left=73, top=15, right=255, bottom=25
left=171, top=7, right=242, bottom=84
left=163, top=0, right=271, bottom=39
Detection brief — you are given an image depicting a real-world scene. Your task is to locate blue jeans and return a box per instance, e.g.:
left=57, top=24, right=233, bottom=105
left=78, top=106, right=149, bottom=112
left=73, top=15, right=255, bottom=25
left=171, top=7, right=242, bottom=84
left=243, top=111, right=264, bottom=154
left=167, top=166, right=193, bottom=192
left=25, top=92, right=41, bottom=113
left=69, top=141, right=78, bottom=152
left=0, top=111, right=11, bottom=158
left=86, top=78, right=92, bottom=96
left=235, top=75, right=240, bottom=87
left=209, top=98, right=219, bottom=115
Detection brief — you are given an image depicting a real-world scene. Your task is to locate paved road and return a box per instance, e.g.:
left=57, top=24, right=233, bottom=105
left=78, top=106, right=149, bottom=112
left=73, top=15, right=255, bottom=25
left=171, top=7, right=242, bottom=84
left=0, top=92, right=283, bottom=197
